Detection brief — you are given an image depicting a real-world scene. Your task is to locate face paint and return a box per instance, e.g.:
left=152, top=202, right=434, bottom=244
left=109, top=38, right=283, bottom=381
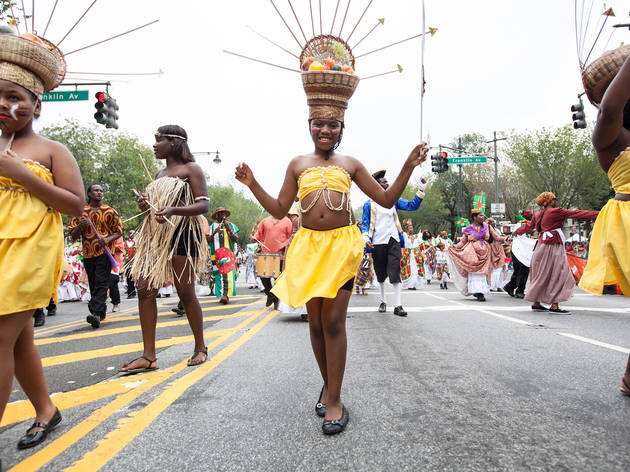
left=9, top=104, right=18, bottom=120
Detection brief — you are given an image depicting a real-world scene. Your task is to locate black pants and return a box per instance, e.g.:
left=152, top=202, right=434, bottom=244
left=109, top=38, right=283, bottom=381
left=260, top=277, right=278, bottom=303
left=504, top=254, right=529, bottom=295
left=109, top=273, right=121, bottom=305
left=372, top=237, right=402, bottom=284
left=83, top=253, right=111, bottom=317
left=125, top=265, right=136, bottom=296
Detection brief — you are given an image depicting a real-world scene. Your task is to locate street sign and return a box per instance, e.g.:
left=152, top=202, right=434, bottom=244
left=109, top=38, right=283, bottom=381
left=42, top=90, right=89, bottom=102
left=491, top=203, right=506, bottom=214
left=447, top=156, right=488, bottom=164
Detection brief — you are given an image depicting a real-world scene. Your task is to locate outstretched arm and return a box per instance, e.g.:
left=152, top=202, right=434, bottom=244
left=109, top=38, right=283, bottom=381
left=235, top=161, right=298, bottom=219
left=592, top=54, right=630, bottom=169
left=352, top=143, right=428, bottom=208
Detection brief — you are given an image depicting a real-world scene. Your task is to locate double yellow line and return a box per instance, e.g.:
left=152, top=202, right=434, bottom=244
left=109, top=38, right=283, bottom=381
left=8, top=306, right=278, bottom=472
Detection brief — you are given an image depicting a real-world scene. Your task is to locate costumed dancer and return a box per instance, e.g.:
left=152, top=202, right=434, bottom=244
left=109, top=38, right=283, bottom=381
left=121, top=125, right=210, bottom=373
left=362, top=173, right=426, bottom=316
left=436, top=230, right=452, bottom=248
left=446, top=209, right=492, bottom=301
left=255, top=213, right=292, bottom=308
left=435, top=241, right=450, bottom=289
left=400, top=220, right=423, bottom=290
left=354, top=222, right=375, bottom=296
left=68, top=184, right=123, bottom=328
left=419, top=230, right=436, bottom=286
left=504, top=210, right=534, bottom=298
left=577, top=48, right=630, bottom=395
left=235, top=41, right=428, bottom=434
left=486, top=218, right=508, bottom=292
left=0, top=31, right=85, bottom=449
left=514, top=192, right=598, bottom=313
left=208, top=207, right=239, bottom=304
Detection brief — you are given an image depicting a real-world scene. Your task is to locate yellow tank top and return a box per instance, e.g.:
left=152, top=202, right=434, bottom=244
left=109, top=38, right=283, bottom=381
left=609, top=147, right=630, bottom=194
left=297, top=166, right=353, bottom=225
left=0, top=159, right=58, bottom=239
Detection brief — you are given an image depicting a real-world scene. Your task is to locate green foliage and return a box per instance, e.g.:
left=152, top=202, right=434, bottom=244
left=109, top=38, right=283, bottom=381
left=0, top=1, right=30, bottom=25
left=40, top=119, right=159, bottom=230
left=206, top=184, right=263, bottom=247
left=503, top=125, right=611, bottom=211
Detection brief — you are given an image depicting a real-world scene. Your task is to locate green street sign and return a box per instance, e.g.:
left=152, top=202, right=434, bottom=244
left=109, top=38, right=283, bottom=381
left=42, top=90, right=89, bottom=102
left=447, top=156, right=488, bottom=164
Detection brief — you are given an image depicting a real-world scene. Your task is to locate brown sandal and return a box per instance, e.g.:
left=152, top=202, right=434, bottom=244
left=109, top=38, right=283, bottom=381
left=187, top=347, right=208, bottom=367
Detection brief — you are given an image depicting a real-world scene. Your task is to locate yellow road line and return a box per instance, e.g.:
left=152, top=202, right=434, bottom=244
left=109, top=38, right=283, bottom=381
left=35, top=311, right=257, bottom=347
left=64, top=309, right=279, bottom=472
left=7, top=309, right=270, bottom=472
left=34, top=305, right=140, bottom=337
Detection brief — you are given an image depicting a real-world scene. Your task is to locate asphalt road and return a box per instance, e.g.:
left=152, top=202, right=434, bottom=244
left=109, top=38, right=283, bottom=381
left=1, top=279, right=629, bottom=471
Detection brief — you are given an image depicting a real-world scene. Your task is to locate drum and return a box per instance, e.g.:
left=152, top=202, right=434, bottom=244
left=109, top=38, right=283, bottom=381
left=254, top=253, right=282, bottom=278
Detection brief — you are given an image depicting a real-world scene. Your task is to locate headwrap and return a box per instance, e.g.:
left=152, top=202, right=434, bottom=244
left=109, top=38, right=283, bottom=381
left=535, top=192, right=556, bottom=207
left=0, top=33, right=65, bottom=99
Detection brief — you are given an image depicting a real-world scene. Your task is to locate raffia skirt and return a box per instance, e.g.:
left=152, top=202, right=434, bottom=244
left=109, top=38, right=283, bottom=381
left=579, top=199, right=630, bottom=296
left=271, top=225, right=364, bottom=308
left=525, top=243, right=575, bottom=304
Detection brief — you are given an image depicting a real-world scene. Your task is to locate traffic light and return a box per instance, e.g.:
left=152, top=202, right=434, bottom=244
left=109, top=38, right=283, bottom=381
left=571, top=98, right=587, bottom=129
left=94, top=91, right=106, bottom=125
left=431, top=152, right=449, bottom=173
left=93, top=91, right=119, bottom=129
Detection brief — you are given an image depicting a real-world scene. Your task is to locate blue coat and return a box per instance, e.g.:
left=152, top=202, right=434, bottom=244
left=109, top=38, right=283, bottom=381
left=361, top=191, right=424, bottom=249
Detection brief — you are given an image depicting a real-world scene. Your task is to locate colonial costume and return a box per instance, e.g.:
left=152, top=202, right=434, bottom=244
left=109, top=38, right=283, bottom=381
left=514, top=192, right=598, bottom=312
left=487, top=219, right=508, bottom=291
left=0, top=33, right=66, bottom=316
left=208, top=207, right=239, bottom=302
left=401, top=228, right=423, bottom=290
left=361, top=172, right=425, bottom=315
left=504, top=210, right=535, bottom=298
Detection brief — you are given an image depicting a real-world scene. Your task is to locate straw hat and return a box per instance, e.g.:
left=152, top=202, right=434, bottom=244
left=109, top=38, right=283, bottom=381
left=212, top=207, right=231, bottom=220
left=0, top=33, right=65, bottom=98
left=582, top=44, right=630, bottom=106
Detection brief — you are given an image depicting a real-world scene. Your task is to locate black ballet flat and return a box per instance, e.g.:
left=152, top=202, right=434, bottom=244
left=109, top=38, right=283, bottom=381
left=315, top=386, right=326, bottom=417
left=322, top=405, right=349, bottom=435
left=17, top=408, right=61, bottom=449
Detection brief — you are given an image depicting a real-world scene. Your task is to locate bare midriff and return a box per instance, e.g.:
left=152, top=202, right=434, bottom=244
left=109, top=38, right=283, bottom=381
left=300, top=189, right=355, bottom=230
left=615, top=193, right=630, bottom=201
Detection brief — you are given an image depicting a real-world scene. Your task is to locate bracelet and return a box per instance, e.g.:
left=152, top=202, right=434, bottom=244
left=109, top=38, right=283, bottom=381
left=194, top=196, right=210, bottom=202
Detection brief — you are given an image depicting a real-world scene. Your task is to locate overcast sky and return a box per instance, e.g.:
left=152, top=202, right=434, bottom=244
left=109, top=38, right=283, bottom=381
left=24, top=0, right=629, bottom=203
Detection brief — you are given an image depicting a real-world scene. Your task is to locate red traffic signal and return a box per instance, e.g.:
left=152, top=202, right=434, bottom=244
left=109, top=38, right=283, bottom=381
left=95, top=91, right=105, bottom=103
left=441, top=151, right=448, bottom=159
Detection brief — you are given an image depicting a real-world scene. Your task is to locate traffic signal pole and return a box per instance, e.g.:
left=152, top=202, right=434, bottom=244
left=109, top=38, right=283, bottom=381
left=457, top=138, right=463, bottom=218
left=484, top=131, right=507, bottom=204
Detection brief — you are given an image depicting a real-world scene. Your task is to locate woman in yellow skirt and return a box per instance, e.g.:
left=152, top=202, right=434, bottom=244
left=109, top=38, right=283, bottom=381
left=236, top=61, right=428, bottom=433
left=579, top=51, right=630, bottom=395
left=0, top=32, right=84, bottom=450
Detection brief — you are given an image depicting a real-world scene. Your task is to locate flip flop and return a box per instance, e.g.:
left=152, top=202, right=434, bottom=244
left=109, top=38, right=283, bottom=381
left=621, top=377, right=630, bottom=396
left=187, top=347, right=208, bottom=367
left=119, top=356, right=157, bottom=374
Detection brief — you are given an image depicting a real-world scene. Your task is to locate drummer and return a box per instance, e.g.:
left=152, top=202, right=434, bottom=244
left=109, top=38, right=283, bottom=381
left=208, top=207, right=239, bottom=304
left=255, top=213, right=293, bottom=308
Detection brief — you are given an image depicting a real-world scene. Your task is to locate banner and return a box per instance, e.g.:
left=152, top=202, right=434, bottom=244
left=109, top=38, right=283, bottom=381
left=472, top=194, right=487, bottom=214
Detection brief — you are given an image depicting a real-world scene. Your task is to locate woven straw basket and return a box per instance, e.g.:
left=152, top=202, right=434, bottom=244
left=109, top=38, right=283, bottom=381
left=302, top=70, right=360, bottom=110
left=582, top=44, right=630, bottom=105
left=0, top=34, right=61, bottom=92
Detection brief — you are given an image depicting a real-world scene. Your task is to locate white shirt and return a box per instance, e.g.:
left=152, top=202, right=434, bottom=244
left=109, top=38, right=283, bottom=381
left=403, top=233, right=420, bottom=248
left=369, top=203, right=400, bottom=245
left=436, top=249, right=448, bottom=264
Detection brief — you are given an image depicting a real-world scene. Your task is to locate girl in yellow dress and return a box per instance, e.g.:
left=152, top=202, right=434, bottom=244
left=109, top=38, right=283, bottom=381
left=579, top=51, right=630, bottom=396
left=0, top=32, right=84, bottom=449
left=236, top=67, right=428, bottom=433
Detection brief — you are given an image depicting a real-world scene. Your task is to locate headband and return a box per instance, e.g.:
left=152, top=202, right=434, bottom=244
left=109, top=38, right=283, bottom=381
left=155, top=132, right=187, bottom=141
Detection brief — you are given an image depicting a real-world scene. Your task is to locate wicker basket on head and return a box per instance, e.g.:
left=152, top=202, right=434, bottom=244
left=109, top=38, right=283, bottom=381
left=302, top=70, right=360, bottom=120
left=0, top=34, right=61, bottom=93
left=300, top=35, right=355, bottom=70
left=582, top=44, right=630, bottom=106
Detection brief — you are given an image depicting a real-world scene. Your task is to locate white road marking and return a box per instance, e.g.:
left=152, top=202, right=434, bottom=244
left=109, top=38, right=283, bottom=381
left=557, top=333, right=630, bottom=354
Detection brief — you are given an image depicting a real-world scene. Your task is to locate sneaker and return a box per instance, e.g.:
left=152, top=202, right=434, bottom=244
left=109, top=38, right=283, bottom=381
left=34, top=308, right=46, bottom=327
left=47, top=306, right=57, bottom=316
left=172, top=307, right=185, bottom=317
left=86, top=314, right=100, bottom=328
left=473, top=293, right=486, bottom=302
left=505, top=287, right=515, bottom=297
left=393, top=306, right=408, bottom=317
left=112, top=304, right=119, bottom=312
left=378, top=302, right=386, bottom=313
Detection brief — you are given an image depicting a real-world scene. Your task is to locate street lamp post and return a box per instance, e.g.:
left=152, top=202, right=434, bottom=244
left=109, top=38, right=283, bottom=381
left=192, top=150, right=221, bottom=165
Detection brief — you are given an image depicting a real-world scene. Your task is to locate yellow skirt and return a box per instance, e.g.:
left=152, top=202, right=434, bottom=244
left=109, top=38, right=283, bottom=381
left=579, top=199, right=630, bottom=296
left=271, top=225, right=364, bottom=308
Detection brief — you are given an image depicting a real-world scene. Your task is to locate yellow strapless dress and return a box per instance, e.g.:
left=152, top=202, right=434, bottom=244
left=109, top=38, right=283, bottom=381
left=271, top=166, right=364, bottom=307
left=579, top=148, right=630, bottom=296
left=0, top=160, right=63, bottom=315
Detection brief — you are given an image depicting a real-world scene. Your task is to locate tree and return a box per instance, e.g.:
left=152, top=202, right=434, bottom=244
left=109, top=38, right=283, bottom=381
left=41, top=119, right=160, bottom=229
left=0, top=1, right=29, bottom=26
left=502, top=125, right=610, bottom=211
left=398, top=181, right=449, bottom=235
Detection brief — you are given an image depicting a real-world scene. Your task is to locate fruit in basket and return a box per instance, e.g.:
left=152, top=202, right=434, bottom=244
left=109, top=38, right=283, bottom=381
left=324, top=59, right=335, bottom=70
left=332, top=63, right=342, bottom=71
left=301, top=57, right=314, bottom=71
left=309, top=61, right=324, bottom=71
left=342, top=65, right=354, bottom=74
left=20, top=32, right=43, bottom=44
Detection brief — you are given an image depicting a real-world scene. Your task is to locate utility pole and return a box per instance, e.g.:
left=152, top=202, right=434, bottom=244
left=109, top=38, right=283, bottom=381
left=457, top=137, right=464, bottom=218
left=485, top=131, right=507, bottom=205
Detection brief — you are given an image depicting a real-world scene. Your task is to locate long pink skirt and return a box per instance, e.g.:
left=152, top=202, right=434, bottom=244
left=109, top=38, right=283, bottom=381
left=525, top=243, right=575, bottom=304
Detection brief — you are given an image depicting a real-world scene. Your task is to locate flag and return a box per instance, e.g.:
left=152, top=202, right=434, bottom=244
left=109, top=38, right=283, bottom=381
left=472, top=195, right=487, bottom=213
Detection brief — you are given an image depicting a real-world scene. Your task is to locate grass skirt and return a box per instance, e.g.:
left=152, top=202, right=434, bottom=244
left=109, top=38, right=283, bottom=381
left=579, top=199, right=630, bottom=296
left=131, top=177, right=208, bottom=291
left=271, top=225, right=363, bottom=308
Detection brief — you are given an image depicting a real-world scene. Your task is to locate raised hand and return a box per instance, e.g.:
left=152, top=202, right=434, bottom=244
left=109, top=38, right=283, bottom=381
left=405, top=142, right=429, bottom=168
left=235, top=162, right=254, bottom=187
